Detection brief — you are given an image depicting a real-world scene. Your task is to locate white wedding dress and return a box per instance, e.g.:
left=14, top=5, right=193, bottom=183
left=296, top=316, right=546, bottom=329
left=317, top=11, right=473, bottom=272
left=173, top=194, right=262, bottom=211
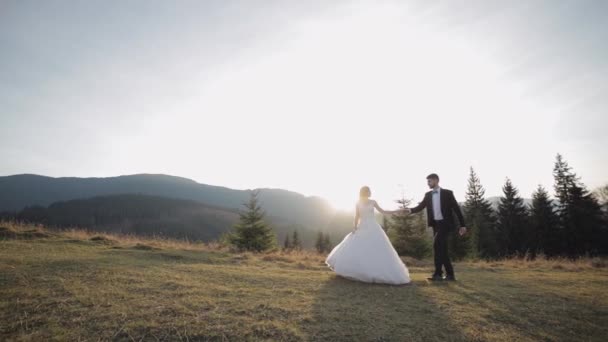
left=326, top=200, right=411, bottom=285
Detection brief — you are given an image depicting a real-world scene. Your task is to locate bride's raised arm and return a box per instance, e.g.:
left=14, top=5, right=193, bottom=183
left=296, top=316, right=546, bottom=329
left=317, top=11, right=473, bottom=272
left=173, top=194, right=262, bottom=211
left=373, top=200, right=404, bottom=215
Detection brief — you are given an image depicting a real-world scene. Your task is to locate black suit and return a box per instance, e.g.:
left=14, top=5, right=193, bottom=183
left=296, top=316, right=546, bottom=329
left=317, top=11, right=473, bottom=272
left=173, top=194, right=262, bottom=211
left=410, top=188, right=465, bottom=277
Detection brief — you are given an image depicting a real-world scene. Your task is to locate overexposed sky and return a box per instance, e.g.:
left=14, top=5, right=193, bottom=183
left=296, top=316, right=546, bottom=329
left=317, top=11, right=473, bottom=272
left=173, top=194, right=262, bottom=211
left=1, top=0, right=607, bottom=210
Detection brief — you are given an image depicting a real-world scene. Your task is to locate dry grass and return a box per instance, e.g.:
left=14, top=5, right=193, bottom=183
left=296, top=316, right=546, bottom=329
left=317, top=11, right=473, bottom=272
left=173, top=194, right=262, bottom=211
left=468, top=255, right=607, bottom=272
left=1, top=222, right=607, bottom=341
left=0, top=224, right=52, bottom=240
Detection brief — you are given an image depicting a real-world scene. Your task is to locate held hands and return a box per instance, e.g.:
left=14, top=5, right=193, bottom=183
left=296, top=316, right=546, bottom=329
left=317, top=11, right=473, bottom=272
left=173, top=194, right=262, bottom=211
left=459, top=227, right=467, bottom=236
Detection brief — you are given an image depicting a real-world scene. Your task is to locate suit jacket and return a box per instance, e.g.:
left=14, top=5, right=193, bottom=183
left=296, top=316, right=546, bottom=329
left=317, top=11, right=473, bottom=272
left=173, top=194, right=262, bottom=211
left=410, top=188, right=465, bottom=231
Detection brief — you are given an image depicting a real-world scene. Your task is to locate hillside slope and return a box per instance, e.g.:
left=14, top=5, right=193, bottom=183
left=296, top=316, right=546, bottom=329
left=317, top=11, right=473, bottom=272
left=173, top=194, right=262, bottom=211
left=2, top=194, right=339, bottom=246
left=0, top=174, right=338, bottom=230
left=10, top=194, right=240, bottom=241
left=1, top=193, right=352, bottom=247
left=1, top=223, right=607, bottom=341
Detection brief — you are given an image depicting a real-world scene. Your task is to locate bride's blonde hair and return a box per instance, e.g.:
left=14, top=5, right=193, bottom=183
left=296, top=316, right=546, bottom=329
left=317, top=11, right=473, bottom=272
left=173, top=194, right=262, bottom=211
left=359, top=186, right=371, bottom=199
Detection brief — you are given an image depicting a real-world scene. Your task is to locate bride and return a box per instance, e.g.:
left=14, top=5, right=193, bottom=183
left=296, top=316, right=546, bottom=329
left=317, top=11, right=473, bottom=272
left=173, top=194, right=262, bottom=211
left=326, top=186, right=411, bottom=285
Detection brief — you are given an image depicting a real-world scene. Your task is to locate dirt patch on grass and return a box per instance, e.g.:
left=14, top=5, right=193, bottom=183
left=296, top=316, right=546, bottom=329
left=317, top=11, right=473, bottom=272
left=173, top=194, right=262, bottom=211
left=89, top=235, right=116, bottom=245
left=158, top=253, right=187, bottom=261
left=133, top=243, right=159, bottom=250
left=64, top=239, right=85, bottom=243
left=159, top=281, right=192, bottom=291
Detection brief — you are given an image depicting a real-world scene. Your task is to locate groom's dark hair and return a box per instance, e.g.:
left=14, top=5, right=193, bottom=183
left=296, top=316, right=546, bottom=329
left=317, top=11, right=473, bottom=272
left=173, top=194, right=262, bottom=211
left=426, top=173, right=439, bottom=181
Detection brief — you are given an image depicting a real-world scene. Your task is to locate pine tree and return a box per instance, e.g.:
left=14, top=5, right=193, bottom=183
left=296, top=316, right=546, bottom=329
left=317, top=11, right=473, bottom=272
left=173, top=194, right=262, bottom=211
left=315, top=231, right=325, bottom=253
left=594, top=185, right=608, bottom=213
left=496, top=178, right=529, bottom=257
left=283, top=234, right=292, bottom=250
left=323, top=233, right=332, bottom=252
left=314, top=232, right=333, bottom=253
left=553, top=154, right=605, bottom=256
left=230, top=191, right=276, bottom=252
left=292, top=229, right=302, bottom=250
left=529, top=185, right=560, bottom=257
left=463, top=167, right=498, bottom=259
left=389, top=196, right=431, bottom=259
left=596, top=185, right=608, bottom=255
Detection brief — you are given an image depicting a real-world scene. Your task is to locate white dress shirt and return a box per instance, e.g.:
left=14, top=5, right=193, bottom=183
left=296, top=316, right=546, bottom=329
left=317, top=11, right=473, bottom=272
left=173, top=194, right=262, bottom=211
left=432, top=187, right=444, bottom=220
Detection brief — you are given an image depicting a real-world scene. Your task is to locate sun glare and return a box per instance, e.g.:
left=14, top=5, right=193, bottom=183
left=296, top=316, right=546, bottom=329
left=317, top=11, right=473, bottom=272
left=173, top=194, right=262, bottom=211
left=113, top=3, right=560, bottom=211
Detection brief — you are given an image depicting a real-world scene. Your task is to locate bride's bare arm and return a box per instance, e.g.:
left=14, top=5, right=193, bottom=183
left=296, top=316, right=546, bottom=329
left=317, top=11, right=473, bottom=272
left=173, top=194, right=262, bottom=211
left=373, top=200, right=403, bottom=215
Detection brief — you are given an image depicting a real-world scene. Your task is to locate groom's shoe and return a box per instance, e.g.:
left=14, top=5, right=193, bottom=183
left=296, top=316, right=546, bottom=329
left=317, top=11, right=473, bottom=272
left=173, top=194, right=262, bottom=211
left=443, top=275, right=457, bottom=281
left=427, top=275, right=444, bottom=282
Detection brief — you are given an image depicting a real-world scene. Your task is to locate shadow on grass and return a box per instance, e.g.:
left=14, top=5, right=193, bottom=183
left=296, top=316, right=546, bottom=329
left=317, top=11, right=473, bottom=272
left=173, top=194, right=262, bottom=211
left=3, top=244, right=235, bottom=285
left=103, top=247, right=230, bottom=265
left=304, top=276, right=468, bottom=342
left=445, top=277, right=608, bottom=342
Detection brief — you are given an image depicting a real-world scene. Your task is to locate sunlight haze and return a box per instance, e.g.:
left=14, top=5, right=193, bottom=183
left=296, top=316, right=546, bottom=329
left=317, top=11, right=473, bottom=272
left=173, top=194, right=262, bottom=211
left=1, top=0, right=607, bottom=210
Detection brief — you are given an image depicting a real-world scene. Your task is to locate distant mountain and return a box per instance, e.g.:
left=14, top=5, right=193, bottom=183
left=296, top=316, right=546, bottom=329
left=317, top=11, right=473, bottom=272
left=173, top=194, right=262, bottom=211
left=6, top=194, right=239, bottom=241
left=0, top=174, right=354, bottom=246
left=0, top=173, right=549, bottom=247
left=0, top=193, right=352, bottom=247
left=0, top=173, right=336, bottom=228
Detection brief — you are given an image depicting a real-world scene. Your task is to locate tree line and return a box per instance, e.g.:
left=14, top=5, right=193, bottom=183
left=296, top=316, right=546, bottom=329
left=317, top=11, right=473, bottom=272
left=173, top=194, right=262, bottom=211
left=388, top=154, right=607, bottom=260
left=228, top=154, right=607, bottom=258
left=18, top=155, right=598, bottom=258
left=0, top=194, right=238, bottom=241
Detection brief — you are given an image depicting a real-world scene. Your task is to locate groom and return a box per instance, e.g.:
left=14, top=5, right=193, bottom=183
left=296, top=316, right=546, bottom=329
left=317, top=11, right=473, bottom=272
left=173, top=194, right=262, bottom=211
left=406, top=173, right=466, bottom=281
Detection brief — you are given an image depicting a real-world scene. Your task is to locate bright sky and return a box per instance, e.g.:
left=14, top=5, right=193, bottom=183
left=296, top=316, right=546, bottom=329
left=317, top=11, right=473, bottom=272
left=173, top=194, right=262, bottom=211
left=1, top=0, right=607, bottom=210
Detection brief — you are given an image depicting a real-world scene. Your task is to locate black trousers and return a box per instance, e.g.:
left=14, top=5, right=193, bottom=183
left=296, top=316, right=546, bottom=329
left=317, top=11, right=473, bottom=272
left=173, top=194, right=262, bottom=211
left=433, top=220, right=454, bottom=277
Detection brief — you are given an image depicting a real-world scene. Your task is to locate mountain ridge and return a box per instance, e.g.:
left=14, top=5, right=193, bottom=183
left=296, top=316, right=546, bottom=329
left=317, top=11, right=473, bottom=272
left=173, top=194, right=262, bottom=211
left=0, top=173, right=336, bottom=226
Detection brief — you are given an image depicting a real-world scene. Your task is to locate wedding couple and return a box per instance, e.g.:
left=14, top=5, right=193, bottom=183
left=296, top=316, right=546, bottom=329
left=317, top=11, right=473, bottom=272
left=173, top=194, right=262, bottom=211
left=326, top=174, right=467, bottom=285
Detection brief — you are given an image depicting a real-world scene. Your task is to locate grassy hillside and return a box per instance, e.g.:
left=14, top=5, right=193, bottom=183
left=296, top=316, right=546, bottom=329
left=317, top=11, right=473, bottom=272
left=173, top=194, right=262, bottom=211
left=1, top=223, right=607, bottom=341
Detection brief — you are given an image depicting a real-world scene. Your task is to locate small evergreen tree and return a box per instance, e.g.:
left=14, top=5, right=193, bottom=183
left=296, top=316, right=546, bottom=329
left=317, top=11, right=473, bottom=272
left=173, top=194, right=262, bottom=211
left=389, top=196, right=431, bottom=259
left=314, top=231, right=333, bottom=253
left=283, top=234, right=292, bottom=250
left=315, top=231, right=325, bottom=253
left=529, top=185, right=560, bottom=257
left=463, top=167, right=498, bottom=259
left=323, top=233, right=332, bottom=252
left=497, top=178, right=529, bottom=257
left=229, top=191, right=276, bottom=252
left=292, top=229, right=302, bottom=250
